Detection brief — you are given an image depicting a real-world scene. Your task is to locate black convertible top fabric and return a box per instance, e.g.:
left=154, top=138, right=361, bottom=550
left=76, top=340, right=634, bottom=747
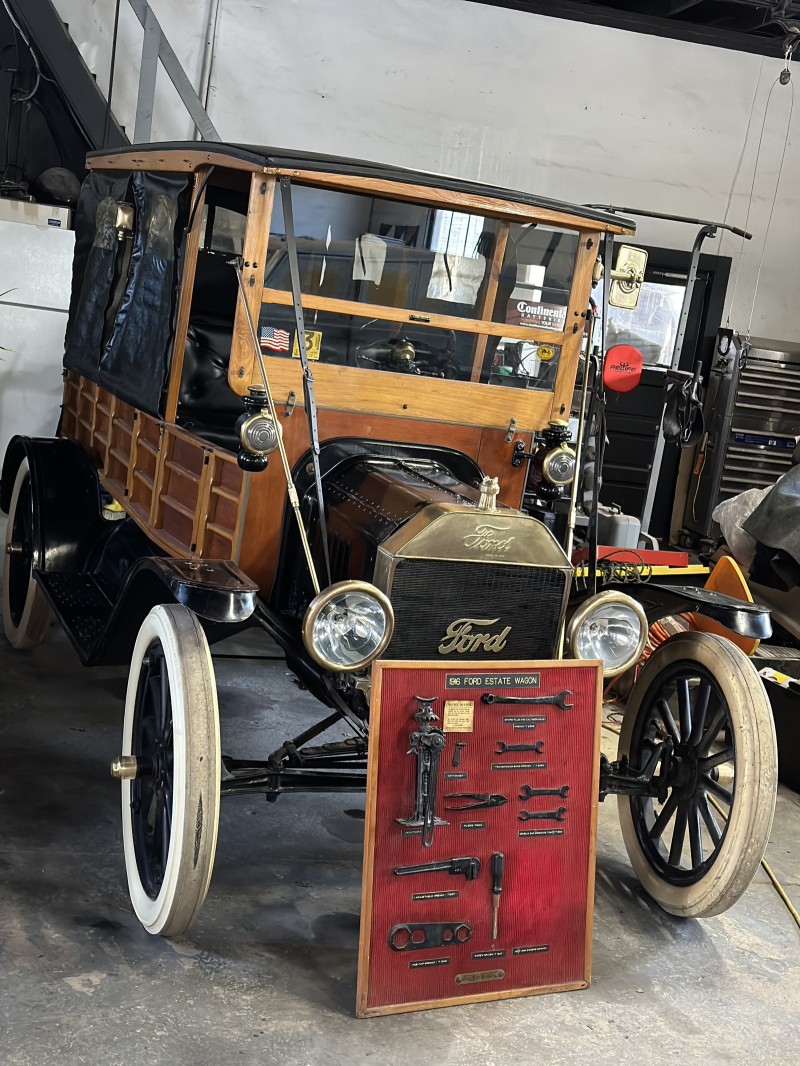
left=64, top=170, right=191, bottom=416
left=86, top=141, right=635, bottom=232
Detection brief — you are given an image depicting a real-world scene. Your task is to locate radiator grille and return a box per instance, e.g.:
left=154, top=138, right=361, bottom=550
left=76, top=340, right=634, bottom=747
left=386, top=559, right=568, bottom=659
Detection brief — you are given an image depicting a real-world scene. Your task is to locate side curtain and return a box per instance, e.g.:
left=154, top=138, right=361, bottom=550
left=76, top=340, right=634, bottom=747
left=64, top=170, right=191, bottom=416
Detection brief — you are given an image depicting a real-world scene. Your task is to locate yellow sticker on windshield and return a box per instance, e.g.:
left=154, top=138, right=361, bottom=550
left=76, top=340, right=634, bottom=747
left=292, top=330, right=322, bottom=361
left=537, top=344, right=556, bottom=362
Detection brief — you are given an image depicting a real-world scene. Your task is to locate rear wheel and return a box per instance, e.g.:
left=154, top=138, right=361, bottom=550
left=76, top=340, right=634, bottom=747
left=120, top=604, right=220, bottom=936
left=617, top=632, right=777, bottom=917
left=2, top=458, right=52, bottom=648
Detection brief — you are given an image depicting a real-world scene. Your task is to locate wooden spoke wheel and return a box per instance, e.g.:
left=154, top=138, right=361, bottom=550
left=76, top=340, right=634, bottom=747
left=617, top=632, right=777, bottom=918
left=120, top=604, right=220, bottom=936
left=2, top=458, right=52, bottom=649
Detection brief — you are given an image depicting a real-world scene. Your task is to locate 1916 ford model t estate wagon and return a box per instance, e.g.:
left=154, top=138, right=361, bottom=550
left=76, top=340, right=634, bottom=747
left=1, top=142, right=777, bottom=938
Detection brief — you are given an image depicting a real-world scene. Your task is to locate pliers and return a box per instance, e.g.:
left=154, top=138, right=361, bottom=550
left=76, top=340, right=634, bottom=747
left=444, top=793, right=507, bottom=811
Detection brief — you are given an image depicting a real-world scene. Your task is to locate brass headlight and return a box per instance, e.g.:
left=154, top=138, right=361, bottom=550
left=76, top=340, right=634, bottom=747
left=302, top=580, right=394, bottom=672
left=567, top=591, right=647, bottom=677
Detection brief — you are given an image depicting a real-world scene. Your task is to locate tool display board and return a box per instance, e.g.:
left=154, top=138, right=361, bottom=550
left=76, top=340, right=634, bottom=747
left=357, top=659, right=603, bottom=1017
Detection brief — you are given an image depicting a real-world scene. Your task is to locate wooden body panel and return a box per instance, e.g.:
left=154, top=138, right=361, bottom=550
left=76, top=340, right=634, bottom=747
left=61, top=373, right=247, bottom=563
left=62, top=373, right=529, bottom=598
left=230, top=354, right=554, bottom=433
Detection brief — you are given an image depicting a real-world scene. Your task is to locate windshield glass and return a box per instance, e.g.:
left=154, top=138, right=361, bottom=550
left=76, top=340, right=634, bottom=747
left=260, top=183, right=575, bottom=389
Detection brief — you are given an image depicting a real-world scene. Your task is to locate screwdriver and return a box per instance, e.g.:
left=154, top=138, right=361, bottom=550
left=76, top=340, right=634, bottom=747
left=491, top=851, right=504, bottom=940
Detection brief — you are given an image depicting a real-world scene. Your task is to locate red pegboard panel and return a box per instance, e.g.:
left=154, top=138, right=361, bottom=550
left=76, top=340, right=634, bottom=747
left=356, top=660, right=602, bottom=1016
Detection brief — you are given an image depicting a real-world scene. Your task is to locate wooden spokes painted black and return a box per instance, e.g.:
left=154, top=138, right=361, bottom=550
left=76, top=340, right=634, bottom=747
left=629, top=662, right=735, bottom=887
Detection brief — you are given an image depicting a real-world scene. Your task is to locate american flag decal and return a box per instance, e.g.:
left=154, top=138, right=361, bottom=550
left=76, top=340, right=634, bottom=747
left=259, top=326, right=290, bottom=352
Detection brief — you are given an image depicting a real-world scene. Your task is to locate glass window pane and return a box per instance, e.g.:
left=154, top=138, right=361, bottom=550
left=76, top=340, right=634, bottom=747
left=491, top=224, right=578, bottom=331
left=258, top=303, right=559, bottom=391
left=266, top=183, right=494, bottom=317
left=606, top=281, right=686, bottom=366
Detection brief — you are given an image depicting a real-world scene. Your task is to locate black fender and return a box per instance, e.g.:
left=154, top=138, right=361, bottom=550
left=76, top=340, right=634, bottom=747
left=1, top=435, right=104, bottom=573
left=620, top=582, right=771, bottom=641
left=91, top=556, right=258, bottom=665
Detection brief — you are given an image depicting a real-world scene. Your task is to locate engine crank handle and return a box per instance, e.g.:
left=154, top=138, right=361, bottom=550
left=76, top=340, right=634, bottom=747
left=482, top=690, right=573, bottom=710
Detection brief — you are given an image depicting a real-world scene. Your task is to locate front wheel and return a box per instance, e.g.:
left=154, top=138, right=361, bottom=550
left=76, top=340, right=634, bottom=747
left=2, top=458, right=52, bottom=648
left=120, top=604, right=220, bottom=936
left=617, top=632, right=777, bottom=918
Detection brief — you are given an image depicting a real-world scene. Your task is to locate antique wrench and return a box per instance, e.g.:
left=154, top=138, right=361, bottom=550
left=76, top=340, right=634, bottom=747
left=495, top=740, right=545, bottom=755
left=518, top=806, right=567, bottom=823
left=482, top=690, right=573, bottom=710
left=519, top=784, right=570, bottom=800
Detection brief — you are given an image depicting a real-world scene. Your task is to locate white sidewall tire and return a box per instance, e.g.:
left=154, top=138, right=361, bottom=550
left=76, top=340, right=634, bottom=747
left=2, top=459, right=52, bottom=649
left=121, top=604, right=220, bottom=936
left=617, top=632, right=777, bottom=918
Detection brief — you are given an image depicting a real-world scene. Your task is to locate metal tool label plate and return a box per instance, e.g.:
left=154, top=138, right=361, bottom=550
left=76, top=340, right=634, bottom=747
left=491, top=761, right=546, bottom=771
left=412, top=891, right=459, bottom=901
left=444, top=772, right=467, bottom=780
left=445, top=673, right=541, bottom=689
left=455, top=969, right=505, bottom=984
left=460, top=821, right=486, bottom=830
left=409, top=958, right=451, bottom=969
left=472, top=949, right=506, bottom=959
left=401, top=829, right=423, bottom=837
left=512, top=945, right=550, bottom=955
left=518, top=829, right=564, bottom=838
left=502, top=715, right=546, bottom=725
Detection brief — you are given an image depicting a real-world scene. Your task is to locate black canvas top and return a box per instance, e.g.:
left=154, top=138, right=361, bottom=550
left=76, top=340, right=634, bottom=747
left=86, top=141, right=635, bottom=232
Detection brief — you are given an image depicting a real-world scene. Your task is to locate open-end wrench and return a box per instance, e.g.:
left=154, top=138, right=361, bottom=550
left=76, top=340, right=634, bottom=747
left=519, top=784, right=570, bottom=801
left=518, top=806, right=567, bottom=823
left=482, top=690, right=573, bottom=710
left=495, top=740, right=545, bottom=755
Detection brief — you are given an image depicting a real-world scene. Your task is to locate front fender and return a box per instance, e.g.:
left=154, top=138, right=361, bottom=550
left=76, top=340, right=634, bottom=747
left=627, top=582, right=771, bottom=641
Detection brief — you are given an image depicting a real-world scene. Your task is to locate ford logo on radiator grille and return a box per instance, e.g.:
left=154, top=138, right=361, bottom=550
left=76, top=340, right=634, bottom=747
left=438, top=617, right=512, bottom=655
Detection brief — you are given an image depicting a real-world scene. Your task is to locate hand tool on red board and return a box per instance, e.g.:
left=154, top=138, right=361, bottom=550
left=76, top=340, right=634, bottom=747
left=388, top=922, right=472, bottom=951
left=490, top=852, right=504, bottom=940
left=482, top=690, right=573, bottom=709
left=518, top=806, right=567, bottom=823
left=452, top=741, right=467, bottom=767
left=394, top=856, right=481, bottom=880
left=519, top=784, right=570, bottom=800
left=443, top=793, right=507, bottom=810
left=396, top=696, right=448, bottom=847
left=495, top=740, right=545, bottom=754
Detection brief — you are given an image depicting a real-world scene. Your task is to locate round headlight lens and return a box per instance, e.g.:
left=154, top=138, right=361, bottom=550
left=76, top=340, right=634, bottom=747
left=239, top=411, right=280, bottom=456
left=568, top=593, right=647, bottom=677
left=542, top=446, right=576, bottom=486
left=302, top=581, right=394, bottom=672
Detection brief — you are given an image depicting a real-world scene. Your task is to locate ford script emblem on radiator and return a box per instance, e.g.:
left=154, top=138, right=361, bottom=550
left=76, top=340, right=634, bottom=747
left=438, top=617, right=512, bottom=654
left=463, top=523, right=515, bottom=553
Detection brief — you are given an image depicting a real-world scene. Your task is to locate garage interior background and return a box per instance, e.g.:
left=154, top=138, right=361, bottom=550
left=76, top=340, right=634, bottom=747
left=2, top=1, right=800, bottom=1059
left=39, top=0, right=800, bottom=343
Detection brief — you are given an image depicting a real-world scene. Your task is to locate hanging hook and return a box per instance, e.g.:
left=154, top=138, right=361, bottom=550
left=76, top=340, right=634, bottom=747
left=781, top=33, right=799, bottom=83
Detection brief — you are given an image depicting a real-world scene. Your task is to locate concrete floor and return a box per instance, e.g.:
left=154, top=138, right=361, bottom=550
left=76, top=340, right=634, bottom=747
left=2, top=614, right=800, bottom=1065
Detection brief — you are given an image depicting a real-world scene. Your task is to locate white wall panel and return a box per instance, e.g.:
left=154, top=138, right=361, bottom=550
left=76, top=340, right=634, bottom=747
left=0, top=223, right=75, bottom=457
left=52, top=0, right=800, bottom=339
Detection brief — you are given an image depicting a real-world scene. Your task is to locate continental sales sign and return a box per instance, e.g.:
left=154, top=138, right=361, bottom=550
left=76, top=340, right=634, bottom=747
left=506, top=300, right=567, bottom=330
